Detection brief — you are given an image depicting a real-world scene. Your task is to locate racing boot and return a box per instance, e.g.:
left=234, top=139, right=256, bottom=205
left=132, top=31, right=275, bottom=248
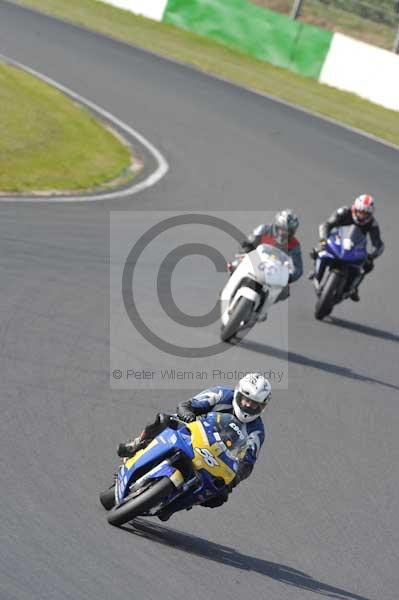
left=117, top=414, right=171, bottom=459
left=350, top=288, right=360, bottom=302
left=158, top=509, right=173, bottom=522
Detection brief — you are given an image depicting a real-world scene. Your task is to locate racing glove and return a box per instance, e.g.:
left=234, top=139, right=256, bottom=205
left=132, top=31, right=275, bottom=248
left=319, top=239, right=327, bottom=251
left=178, top=409, right=196, bottom=423
left=310, top=241, right=325, bottom=260
left=240, top=240, right=255, bottom=252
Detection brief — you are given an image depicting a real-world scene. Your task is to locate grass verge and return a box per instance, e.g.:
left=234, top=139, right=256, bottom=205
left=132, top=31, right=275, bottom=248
left=0, top=60, right=134, bottom=193
left=9, top=0, right=399, bottom=148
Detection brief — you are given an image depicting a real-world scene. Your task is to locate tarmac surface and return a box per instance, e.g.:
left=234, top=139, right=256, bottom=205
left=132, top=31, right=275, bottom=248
left=0, top=2, right=398, bottom=599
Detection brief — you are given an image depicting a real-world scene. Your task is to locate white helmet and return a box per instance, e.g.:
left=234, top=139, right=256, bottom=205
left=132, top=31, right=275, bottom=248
left=233, top=373, right=272, bottom=423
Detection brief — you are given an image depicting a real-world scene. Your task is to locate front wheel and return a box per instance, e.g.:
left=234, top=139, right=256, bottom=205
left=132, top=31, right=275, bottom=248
left=315, top=271, right=342, bottom=320
left=99, top=485, right=116, bottom=511
left=107, top=477, right=175, bottom=527
left=221, top=297, right=254, bottom=342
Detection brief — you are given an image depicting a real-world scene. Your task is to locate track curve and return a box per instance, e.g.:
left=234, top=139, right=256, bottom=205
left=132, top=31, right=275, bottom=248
left=0, top=3, right=398, bottom=600
left=0, top=53, right=169, bottom=202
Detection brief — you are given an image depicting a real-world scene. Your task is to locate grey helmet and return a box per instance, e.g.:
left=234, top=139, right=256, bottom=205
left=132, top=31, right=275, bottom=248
left=273, top=209, right=299, bottom=244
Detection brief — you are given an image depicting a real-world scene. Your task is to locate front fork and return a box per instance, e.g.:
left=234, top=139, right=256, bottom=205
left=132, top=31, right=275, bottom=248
left=313, top=256, right=326, bottom=295
left=314, top=258, right=347, bottom=300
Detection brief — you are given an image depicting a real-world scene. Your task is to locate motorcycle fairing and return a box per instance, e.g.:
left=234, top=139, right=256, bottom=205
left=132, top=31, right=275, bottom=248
left=116, top=459, right=184, bottom=504
left=326, top=226, right=367, bottom=264
left=187, top=420, right=237, bottom=486
left=315, top=226, right=367, bottom=284
left=116, top=427, right=193, bottom=502
left=220, top=244, right=290, bottom=325
left=114, top=413, right=244, bottom=515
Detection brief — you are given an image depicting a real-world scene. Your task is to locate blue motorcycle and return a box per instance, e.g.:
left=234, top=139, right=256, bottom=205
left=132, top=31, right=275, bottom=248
left=312, top=225, right=368, bottom=320
left=99, top=413, right=247, bottom=527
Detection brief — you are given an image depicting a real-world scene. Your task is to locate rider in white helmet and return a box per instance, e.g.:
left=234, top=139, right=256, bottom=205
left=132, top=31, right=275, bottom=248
left=117, top=373, right=271, bottom=519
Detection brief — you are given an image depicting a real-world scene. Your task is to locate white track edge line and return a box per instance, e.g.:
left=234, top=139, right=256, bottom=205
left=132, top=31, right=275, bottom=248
left=0, top=52, right=169, bottom=202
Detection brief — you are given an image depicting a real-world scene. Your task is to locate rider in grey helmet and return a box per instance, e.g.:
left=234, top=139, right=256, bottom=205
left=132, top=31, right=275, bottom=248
left=238, top=209, right=303, bottom=301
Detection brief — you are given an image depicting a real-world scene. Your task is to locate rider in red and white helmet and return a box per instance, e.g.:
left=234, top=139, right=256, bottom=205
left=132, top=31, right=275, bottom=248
left=317, top=194, right=384, bottom=301
left=351, top=194, right=375, bottom=225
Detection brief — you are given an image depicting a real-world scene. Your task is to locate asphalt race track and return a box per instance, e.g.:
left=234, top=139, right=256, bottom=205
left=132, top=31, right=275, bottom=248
left=0, top=2, right=398, bottom=599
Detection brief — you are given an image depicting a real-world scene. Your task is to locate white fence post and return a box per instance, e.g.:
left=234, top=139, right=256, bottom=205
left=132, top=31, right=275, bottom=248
left=395, top=1, right=399, bottom=54
left=394, top=26, right=399, bottom=54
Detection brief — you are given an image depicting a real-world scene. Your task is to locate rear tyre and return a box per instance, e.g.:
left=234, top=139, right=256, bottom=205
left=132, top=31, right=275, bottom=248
left=107, top=477, right=175, bottom=527
left=315, top=271, right=341, bottom=320
left=99, top=485, right=116, bottom=511
left=221, top=297, right=254, bottom=342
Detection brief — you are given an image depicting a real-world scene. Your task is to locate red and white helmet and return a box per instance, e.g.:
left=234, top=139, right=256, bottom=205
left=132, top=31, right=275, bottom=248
left=352, top=194, right=375, bottom=225
left=233, top=373, right=272, bottom=423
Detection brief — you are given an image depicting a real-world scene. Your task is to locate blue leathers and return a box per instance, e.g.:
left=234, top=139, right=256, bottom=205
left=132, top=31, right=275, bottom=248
left=118, top=385, right=267, bottom=518
left=177, top=385, right=265, bottom=480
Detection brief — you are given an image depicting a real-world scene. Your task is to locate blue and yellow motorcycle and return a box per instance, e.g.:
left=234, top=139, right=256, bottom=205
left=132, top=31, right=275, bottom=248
left=99, top=413, right=248, bottom=527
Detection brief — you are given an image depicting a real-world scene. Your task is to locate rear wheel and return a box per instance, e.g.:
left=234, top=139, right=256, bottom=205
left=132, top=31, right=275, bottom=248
left=315, top=271, right=341, bottom=320
left=221, top=297, right=254, bottom=342
left=107, top=477, right=175, bottom=527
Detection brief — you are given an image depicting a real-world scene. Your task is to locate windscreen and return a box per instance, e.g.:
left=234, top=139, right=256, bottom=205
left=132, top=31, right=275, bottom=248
left=340, top=225, right=367, bottom=248
left=257, top=243, right=290, bottom=265
left=203, top=412, right=248, bottom=458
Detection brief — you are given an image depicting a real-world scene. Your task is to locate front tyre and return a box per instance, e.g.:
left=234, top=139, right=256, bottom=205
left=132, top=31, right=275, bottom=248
left=315, top=271, right=341, bottom=320
left=221, top=297, right=254, bottom=342
left=107, top=477, right=175, bottom=527
left=99, top=485, right=116, bottom=511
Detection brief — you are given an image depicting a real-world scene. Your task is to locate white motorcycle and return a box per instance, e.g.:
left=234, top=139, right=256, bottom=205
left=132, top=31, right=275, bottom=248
left=220, top=244, right=292, bottom=342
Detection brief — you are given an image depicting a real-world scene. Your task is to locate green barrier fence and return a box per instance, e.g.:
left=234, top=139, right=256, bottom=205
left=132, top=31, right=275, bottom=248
left=164, top=0, right=333, bottom=79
